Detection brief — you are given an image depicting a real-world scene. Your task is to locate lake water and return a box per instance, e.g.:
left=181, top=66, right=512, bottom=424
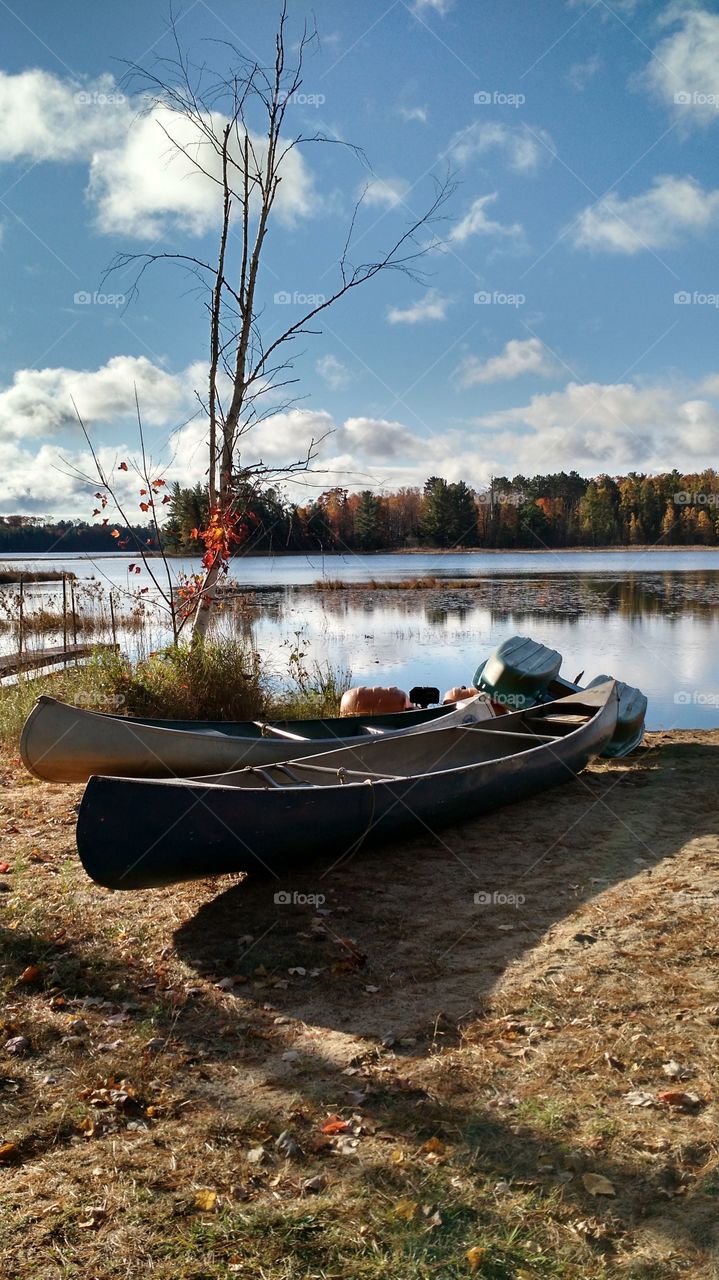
left=2, top=549, right=719, bottom=730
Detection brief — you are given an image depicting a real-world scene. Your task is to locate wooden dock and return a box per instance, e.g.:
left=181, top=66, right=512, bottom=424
left=0, top=643, right=118, bottom=680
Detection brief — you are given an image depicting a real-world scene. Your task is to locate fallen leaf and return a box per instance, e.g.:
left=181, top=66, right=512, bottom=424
left=322, top=1116, right=350, bottom=1135
left=0, top=1142, right=18, bottom=1163
left=662, top=1060, right=692, bottom=1081
left=302, top=1174, right=325, bottom=1194
left=394, top=1198, right=418, bottom=1221
left=467, top=1246, right=486, bottom=1270
left=422, top=1204, right=442, bottom=1229
left=421, top=1136, right=446, bottom=1155
left=624, top=1090, right=656, bottom=1108
left=420, top=1135, right=448, bottom=1163
left=4, top=1036, right=30, bottom=1056
left=275, top=1131, right=300, bottom=1158
left=582, top=1173, right=616, bottom=1197
left=0, top=862, right=11, bottom=873
left=78, top=1206, right=107, bottom=1229
left=193, top=1189, right=217, bottom=1211
left=657, top=1090, right=703, bottom=1110
left=246, top=1146, right=266, bottom=1164
left=17, top=965, right=42, bottom=986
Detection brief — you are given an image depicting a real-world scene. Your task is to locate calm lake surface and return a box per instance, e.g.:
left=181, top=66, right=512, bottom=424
left=3, top=549, right=719, bottom=730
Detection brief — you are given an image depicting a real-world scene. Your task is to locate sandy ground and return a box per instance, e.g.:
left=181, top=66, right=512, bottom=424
left=1, top=729, right=718, bottom=1277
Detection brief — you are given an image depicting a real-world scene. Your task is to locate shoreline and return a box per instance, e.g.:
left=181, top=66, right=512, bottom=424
left=2, top=543, right=719, bottom=562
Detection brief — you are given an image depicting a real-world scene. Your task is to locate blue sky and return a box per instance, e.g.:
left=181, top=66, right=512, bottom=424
left=1, top=0, right=719, bottom=514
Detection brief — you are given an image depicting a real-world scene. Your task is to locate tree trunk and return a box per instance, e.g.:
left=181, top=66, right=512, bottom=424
left=190, top=551, right=223, bottom=644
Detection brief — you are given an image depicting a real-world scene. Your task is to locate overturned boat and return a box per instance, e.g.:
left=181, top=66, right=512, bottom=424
left=475, top=635, right=647, bottom=757
left=76, top=681, right=618, bottom=890
left=20, top=693, right=494, bottom=784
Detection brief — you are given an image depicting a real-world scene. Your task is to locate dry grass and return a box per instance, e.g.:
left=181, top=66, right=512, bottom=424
left=0, top=730, right=718, bottom=1278
left=0, top=571, right=72, bottom=585
left=312, top=577, right=480, bottom=591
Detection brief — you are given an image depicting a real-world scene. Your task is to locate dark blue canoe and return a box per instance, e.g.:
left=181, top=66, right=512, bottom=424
left=76, top=681, right=618, bottom=890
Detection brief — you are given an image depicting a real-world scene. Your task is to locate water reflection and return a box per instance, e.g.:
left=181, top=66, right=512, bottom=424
left=230, top=573, right=719, bottom=732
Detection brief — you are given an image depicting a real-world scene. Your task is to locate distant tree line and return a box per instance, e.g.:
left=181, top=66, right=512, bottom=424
left=3, top=469, right=718, bottom=555
left=161, top=470, right=719, bottom=553
left=0, top=515, right=157, bottom=554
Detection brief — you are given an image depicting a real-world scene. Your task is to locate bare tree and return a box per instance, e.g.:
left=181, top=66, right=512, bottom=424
left=107, top=5, right=454, bottom=640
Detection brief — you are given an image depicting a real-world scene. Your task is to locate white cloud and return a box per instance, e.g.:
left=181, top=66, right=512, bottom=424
left=241, top=409, right=335, bottom=467
left=572, top=175, right=719, bottom=253
left=449, top=121, right=555, bottom=174
left=0, top=69, right=316, bottom=238
left=455, top=338, right=557, bottom=389
left=471, top=379, right=719, bottom=472
left=411, top=0, right=454, bottom=15
left=449, top=193, right=523, bottom=242
left=90, top=109, right=315, bottom=237
left=386, top=289, right=450, bottom=325
left=0, top=355, right=203, bottom=441
left=316, top=354, right=353, bottom=389
left=341, top=417, right=421, bottom=459
left=644, top=7, right=719, bottom=126
left=0, top=441, right=92, bottom=514
left=362, top=176, right=410, bottom=208
left=398, top=105, right=428, bottom=124
left=0, top=70, right=128, bottom=162
left=229, top=376, right=719, bottom=494
left=567, top=53, right=602, bottom=91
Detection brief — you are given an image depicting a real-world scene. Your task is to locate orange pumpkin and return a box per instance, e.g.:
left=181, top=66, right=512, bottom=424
left=340, top=686, right=413, bottom=717
left=442, top=685, right=479, bottom=704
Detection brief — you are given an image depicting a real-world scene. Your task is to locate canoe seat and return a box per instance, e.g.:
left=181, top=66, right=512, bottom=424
left=526, top=713, right=588, bottom=732
left=248, top=766, right=292, bottom=788
left=253, top=722, right=309, bottom=742
left=469, top=727, right=561, bottom=744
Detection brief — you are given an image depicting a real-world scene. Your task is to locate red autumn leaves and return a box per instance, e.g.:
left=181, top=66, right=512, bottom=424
left=90, top=468, right=168, bottom=554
